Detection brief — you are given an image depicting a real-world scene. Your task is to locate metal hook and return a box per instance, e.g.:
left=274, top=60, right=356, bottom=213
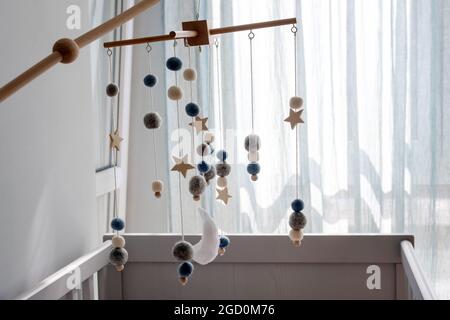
left=291, top=24, right=298, bottom=34
left=145, top=43, right=152, bottom=53
left=106, top=48, right=113, bottom=56
left=173, top=39, right=178, bottom=47
left=248, top=30, right=255, bottom=40
left=214, top=38, right=219, bottom=48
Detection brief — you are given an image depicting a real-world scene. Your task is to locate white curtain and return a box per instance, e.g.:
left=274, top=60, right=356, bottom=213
left=163, top=0, right=450, bottom=298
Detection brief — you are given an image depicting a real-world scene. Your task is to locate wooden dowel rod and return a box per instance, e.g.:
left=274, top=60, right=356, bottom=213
left=103, top=30, right=197, bottom=48
left=75, top=0, right=159, bottom=49
left=0, top=52, right=62, bottom=103
left=0, top=0, right=160, bottom=103
left=210, top=17, right=297, bottom=35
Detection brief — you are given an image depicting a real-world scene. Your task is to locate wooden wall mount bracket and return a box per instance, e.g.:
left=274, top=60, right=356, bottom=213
left=181, top=20, right=211, bottom=46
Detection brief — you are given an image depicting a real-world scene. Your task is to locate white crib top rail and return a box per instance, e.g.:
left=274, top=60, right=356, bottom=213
left=15, top=241, right=111, bottom=300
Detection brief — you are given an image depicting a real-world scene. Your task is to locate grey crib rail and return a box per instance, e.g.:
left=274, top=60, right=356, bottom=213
left=14, top=235, right=436, bottom=300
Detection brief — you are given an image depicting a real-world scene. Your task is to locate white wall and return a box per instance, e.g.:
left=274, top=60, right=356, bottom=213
left=0, top=1, right=99, bottom=299
left=126, top=2, right=171, bottom=232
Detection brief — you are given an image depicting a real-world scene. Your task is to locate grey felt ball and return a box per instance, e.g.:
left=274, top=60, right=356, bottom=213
left=172, top=241, right=194, bottom=261
left=245, top=134, right=261, bottom=152
left=216, top=162, right=231, bottom=177
left=106, top=83, right=119, bottom=97
left=289, top=212, right=307, bottom=231
left=143, top=112, right=162, bottom=129
left=189, top=175, right=206, bottom=196
left=109, top=247, right=128, bottom=266
left=196, top=143, right=210, bottom=157
left=204, top=165, right=216, bottom=183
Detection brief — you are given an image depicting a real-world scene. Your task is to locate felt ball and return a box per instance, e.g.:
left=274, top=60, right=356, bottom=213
left=106, top=83, right=119, bottom=97
left=189, top=175, right=207, bottom=196
left=197, top=161, right=210, bottom=174
left=166, top=57, right=183, bottom=71
left=245, top=134, right=261, bottom=152
left=197, top=144, right=210, bottom=157
left=291, top=199, right=305, bottom=212
left=247, top=162, right=261, bottom=175
left=204, top=132, right=215, bottom=144
left=111, top=218, right=125, bottom=231
left=216, top=162, right=231, bottom=177
left=168, top=86, right=183, bottom=101
left=109, top=247, right=128, bottom=266
left=143, top=112, right=162, bottom=129
left=248, top=151, right=259, bottom=162
left=219, top=235, right=230, bottom=248
left=185, top=102, right=200, bottom=117
left=112, top=235, right=125, bottom=248
left=290, top=96, right=304, bottom=110
left=152, top=180, right=164, bottom=192
left=178, top=261, right=194, bottom=277
left=143, top=74, right=157, bottom=87
left=204, top=166, right=216, bottom=184
left=172, top=241, right=194, bottom=261
left=183, top=68, right=197, bottom=81
left=289, top=212, right=307, bottom=230
left=289, top=229, right=304, bottom=242
left=179, top=277, right=188, bottom=285
left=216, top=150, right=228, bottom=161
left=217, top=176, right=227, bottom=188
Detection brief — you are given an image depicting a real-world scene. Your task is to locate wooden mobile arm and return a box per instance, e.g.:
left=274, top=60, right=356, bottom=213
left=0, top=0, right=160, bottom=103
left=103, top=17, right=298, bottom=48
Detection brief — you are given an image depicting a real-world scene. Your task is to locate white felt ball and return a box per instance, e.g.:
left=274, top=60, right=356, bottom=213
left=152, top=180, right=164, bottom=192
left=248, top=151, right=259, bottom=162
left=168, top=86, right=183, bottom=101
left=204, top=132, right=215, bottom=144
left=289, top=229, right=304, bottom=242
left=183, top=68, right=197, bottom=81
left=290, top=96, right=304, bottom=110
left=217, top=176, right=227, bottom=188
left=112, top=235, right=126, bottom=248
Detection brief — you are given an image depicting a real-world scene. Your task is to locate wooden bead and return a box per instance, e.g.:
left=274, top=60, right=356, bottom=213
left=152, top=180, right=164, bottom=192
left=289, top=96, right=304, bottom=110
left=193, top=195, right=200, bottom=201
left=183, top=68, right=197, bottom=81
left=179, top=277, right=188, bottom=285
left=217, top=176, right=227, bottom=188
left=251, top=174, right=258, bottom=181
left=112, top=235, right=126, bottom=248
left=155, top=192, right=161, bottom=199
left=289, top=229, right=304, bottom=242
left=168, top=86, right=183, bottom=100
left=248, top=151, right=259, bottom=162
left=115, top=265, right=125, bottom=272
left=218, top=247, right=226, bottom=256
left=52, top=38, right=79, bottom=64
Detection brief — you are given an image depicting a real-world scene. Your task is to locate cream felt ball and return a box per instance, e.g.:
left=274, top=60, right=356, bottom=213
left=289, top=96, right=304, bottom=110
left=167, top=86, right=183, bottom=101
left=112, top=235, right=126, bottom=248
left=217, top=176, right=227, bottom=188
left=183, top=68, right=197, bottom=81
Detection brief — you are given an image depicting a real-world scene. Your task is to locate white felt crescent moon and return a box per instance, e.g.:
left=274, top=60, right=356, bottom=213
left=192, top=208, right=220, bottom=265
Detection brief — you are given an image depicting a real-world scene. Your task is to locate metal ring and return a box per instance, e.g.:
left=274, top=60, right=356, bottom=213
left=173, top=39, right=178, bottom=47
left=146, top=43, right=152, bottom=53
left=291, top=25, right=298, bottom=34
left=248, top=30, right=255, bottom=40
left=106, top=48, right=113, bottom=56
left=214, top=38, right=219, bottom=48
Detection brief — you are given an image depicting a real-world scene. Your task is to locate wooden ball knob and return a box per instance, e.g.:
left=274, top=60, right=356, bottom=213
left=53, top=38, right=79, bottom=64
left=115, top=265, right=125, bottom=272
left=179, top=277, right=188, bottom=286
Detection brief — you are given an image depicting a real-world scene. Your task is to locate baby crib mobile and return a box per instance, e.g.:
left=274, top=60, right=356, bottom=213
left=103, top=16, right=306, bottom=283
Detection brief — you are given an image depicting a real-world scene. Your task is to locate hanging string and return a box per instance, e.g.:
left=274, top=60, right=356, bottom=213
left=215, top=39, right=224, bottom=149
left=173, top=40, right=185, bottom=241
left=107, top=48, right=119, bottom=235
left=292, top=24, right=299, bottom=199
left=248, top=30, right=255, bottom=133
left=146, top=44, right=159, bottom=180
left=188, top=46, right=196, bottom=165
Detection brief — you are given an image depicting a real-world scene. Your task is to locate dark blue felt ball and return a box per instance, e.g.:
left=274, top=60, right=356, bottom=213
left=247, top=162, right=261, bottom=175
left=219, top=236, right=230, bottom=248
left=143, top=74, right=157, bottom=87
left=197, top=161, right=210, bottom=173
left=111, top=218, right=125, bottom=231
left=185, top=102, right=200, bottom=117
left=178, top=261, right=194, bottom=277
left=217, top=150, right=228, bottom=162
left=291, top=199, right=305, bottom=212
left=166, top=57, right=183, bottom=71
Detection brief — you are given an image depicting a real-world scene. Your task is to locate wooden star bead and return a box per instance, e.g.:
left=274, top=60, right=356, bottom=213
left=284, top=109, right=304, bottom=130
left=109, top=130, right=123, bottom=151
